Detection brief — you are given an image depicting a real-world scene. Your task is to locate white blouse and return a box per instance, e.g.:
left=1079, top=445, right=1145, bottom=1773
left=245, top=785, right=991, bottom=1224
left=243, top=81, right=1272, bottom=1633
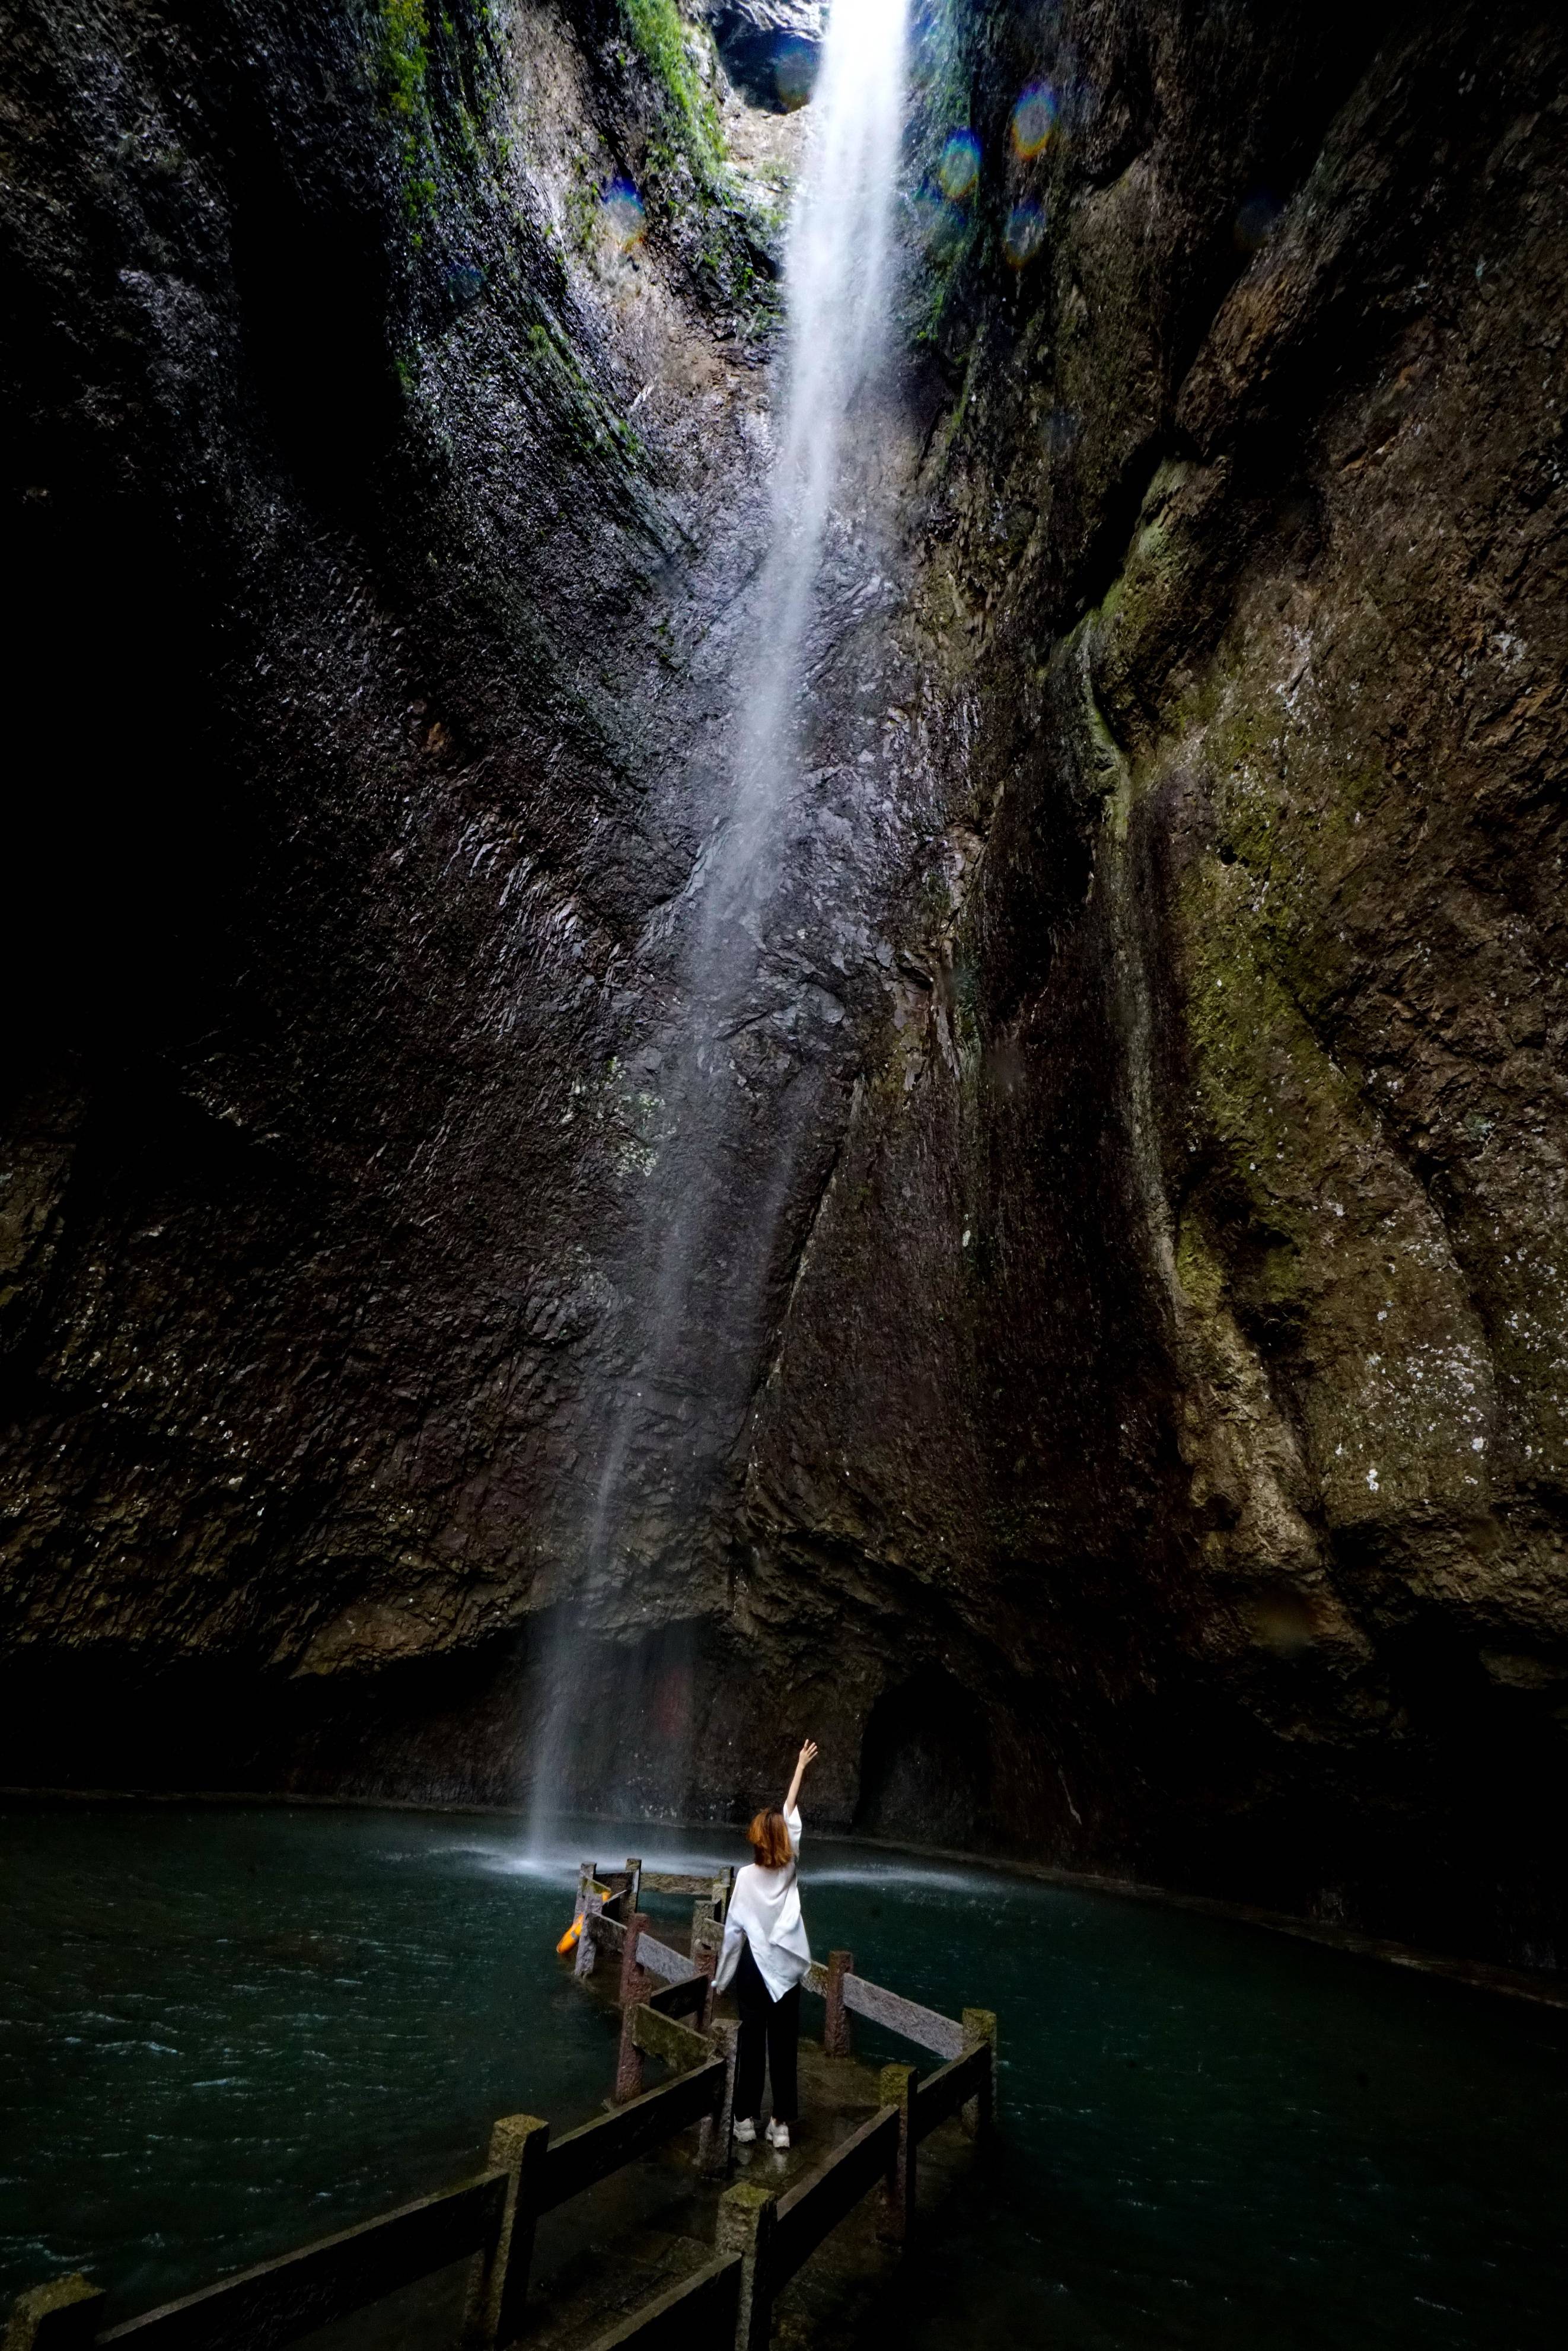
left=714, top=1806, right=811, bottom=2002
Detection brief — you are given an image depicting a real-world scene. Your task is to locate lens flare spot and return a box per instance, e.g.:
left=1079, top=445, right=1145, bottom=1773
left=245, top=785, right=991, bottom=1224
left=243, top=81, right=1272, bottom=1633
left=601, top=176, right=646, bottom=251
left=1003, top=198, right=1047, bottom=267
left=938, top=129, right=981, bottom=200
left=1234, top=189, right=1283, bottom=254
left=773, top=34, right=818, bottom=110
left=1011, top=82, right=1057, bottom=160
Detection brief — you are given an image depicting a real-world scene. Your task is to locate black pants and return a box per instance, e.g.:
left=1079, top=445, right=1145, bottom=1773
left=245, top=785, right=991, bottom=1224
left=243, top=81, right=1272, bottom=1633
left=732, top=1941, right=800, bottom=2123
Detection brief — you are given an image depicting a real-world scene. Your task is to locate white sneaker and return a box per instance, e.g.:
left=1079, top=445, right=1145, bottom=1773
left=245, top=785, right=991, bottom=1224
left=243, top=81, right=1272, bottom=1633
left=766, top=2120, right=790, bottom=2150
left=732, top=2117, right=757, bottom=2144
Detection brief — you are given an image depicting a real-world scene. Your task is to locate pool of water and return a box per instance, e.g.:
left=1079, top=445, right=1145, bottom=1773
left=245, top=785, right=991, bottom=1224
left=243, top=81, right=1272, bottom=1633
left=1, top=1802, right=1564, bottom=2348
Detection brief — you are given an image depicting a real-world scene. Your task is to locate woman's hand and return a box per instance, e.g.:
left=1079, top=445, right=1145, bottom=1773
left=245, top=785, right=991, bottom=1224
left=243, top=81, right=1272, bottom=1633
left=784, top=1739, right=818, bottom=1814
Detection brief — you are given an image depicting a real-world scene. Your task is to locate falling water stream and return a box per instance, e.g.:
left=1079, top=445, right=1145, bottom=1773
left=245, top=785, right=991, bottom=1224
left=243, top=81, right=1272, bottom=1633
left=527, top=0, right=913, bottom=1842
left=705, top=0, right=912, bottom=915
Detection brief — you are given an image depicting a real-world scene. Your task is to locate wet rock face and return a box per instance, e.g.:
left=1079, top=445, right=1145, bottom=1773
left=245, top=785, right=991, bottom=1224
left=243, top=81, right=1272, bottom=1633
left=3, top=0, right=1567, bottom=1971
left=0, top=0, right=810, bottom=1754
left=747, top=0, right=1568, bottom=1966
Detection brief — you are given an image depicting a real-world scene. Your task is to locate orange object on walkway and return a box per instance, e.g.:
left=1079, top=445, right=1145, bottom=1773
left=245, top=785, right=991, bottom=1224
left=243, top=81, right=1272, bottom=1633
left=556, top=1914, right=584, bottom=1955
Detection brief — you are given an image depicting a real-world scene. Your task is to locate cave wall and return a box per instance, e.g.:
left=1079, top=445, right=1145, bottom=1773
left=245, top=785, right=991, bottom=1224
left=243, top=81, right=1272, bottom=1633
left=4, top=0, right=1567, bottom=1972
left=0, top=0, right=938, bottom=1822
left=744, top=0, right=1568, bottom=1968
left=0, top=0, right=800, bottom=1745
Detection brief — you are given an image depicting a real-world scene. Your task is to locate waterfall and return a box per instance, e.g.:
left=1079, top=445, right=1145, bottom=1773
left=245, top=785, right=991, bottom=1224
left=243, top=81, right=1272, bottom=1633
left=526, top=0, right=912, bottom=1846
left=710, top=0, right=914, bottom=916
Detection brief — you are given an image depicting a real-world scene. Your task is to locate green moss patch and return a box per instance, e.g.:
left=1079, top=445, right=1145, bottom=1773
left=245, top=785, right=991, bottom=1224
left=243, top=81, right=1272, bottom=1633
left=622, top=0, right=727, bottom=187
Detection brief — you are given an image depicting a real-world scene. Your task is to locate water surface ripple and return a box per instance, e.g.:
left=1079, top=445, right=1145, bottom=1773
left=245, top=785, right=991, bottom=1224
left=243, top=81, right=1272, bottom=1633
left=1, top=1805, right=1563, bottom=2348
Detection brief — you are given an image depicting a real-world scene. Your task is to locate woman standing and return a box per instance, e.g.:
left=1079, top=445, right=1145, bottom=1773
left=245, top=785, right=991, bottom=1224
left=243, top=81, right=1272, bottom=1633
left=715, top=1740, right=818, bottom=2149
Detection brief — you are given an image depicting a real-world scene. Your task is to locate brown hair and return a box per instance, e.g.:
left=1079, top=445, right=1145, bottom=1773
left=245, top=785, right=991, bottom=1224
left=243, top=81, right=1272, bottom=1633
left=748, top=1807, right=792, bottom=1870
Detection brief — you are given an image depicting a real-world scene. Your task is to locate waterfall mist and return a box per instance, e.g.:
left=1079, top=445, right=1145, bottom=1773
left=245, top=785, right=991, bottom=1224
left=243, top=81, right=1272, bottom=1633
left=524, top=0, right=913, bottom=1844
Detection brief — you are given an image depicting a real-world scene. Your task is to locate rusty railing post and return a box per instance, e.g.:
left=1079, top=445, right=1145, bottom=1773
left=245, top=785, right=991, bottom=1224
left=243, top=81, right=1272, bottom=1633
left=823, top=1950, right=855, bottom=2057
left=698, top=2016, right=739, bottom=2177
left=4, top=2279, right=104, bottom=2351
left=961, top=2007, right=999, bottom=2137
left=573, top=1877, right=604, bottom=1980
left=617, top=1910, right=651, bottom=2008
left=613, top=1912, right=652, bottom=2103
left=877, top=2065, right=917, bottom=2245
left=691, top=1898, right=723, bottom=2033
left=715, top=2180, right=776, bottom=2351
left=613, top=2002, right=642, bottom=2106
left=693, top=1938, right=718, bottom=2033
left=463, top=2113, right=549, bottom=2349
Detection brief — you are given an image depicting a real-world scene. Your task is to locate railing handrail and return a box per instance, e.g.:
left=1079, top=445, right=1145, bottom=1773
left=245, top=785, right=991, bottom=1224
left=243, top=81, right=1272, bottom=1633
left=97, top=2169, right=510, bottom=2351
left=7, top=2166, right=517, bottom=2351
left=648, top=1972, right=709, bottom=2022
left=912, top=2041, right=992, bottom=2140
left=603, top=1919, right=970, bottom=2065
left=538, top=2054, right=727, bottom=2213
left=576, top=2254, right=742, bottom=2351
left=803, top=1954, right=968, bottom=2060
left=770, top=2105, right=899, bottom=2286
left=634, top=1928, right=702, bottom=1985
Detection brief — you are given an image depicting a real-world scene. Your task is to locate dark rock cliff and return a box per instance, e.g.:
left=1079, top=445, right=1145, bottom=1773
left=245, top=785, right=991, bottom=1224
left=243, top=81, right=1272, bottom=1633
left=3, top=0, right=1566, bottom=1973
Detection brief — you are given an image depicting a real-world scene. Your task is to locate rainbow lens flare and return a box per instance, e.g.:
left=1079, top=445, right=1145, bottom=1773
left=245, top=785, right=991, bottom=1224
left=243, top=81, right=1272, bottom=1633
left=1003, top=198, right=1046, bottom=267
left=938, top=129, right=981, bottom=200
left=773, top=34, right=817, bottom=111
left=1011, top=82, right=1058, bottom=160
left=601, top=176, right=646, bottom=251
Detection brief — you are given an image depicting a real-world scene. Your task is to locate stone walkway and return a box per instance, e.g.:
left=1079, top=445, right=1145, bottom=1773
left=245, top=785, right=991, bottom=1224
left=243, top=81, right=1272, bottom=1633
left=518, top=2015, right=985, bottom=2351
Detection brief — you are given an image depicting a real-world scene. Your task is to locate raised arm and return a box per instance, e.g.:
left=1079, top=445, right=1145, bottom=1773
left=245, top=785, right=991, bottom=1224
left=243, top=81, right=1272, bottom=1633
left=783, top=1740, right=818, bottom=1815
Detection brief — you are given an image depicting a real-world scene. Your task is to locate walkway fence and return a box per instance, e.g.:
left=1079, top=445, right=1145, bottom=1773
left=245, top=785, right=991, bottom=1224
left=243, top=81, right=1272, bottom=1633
left=7, top=1858, right=996, bottom=2351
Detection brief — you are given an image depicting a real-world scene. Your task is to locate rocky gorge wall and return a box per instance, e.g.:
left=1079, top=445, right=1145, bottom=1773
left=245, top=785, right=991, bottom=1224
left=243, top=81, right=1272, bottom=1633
left=0, top=0, right=805, bottom=1776
left=745, top=0, right=1568, bottom=1968
left=3, top=0, right=1566, bottom=1974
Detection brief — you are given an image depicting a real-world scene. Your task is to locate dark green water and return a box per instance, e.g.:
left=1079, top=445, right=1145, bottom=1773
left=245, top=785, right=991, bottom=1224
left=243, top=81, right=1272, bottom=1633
left=1, top=1804, right=1563, bottom=2348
